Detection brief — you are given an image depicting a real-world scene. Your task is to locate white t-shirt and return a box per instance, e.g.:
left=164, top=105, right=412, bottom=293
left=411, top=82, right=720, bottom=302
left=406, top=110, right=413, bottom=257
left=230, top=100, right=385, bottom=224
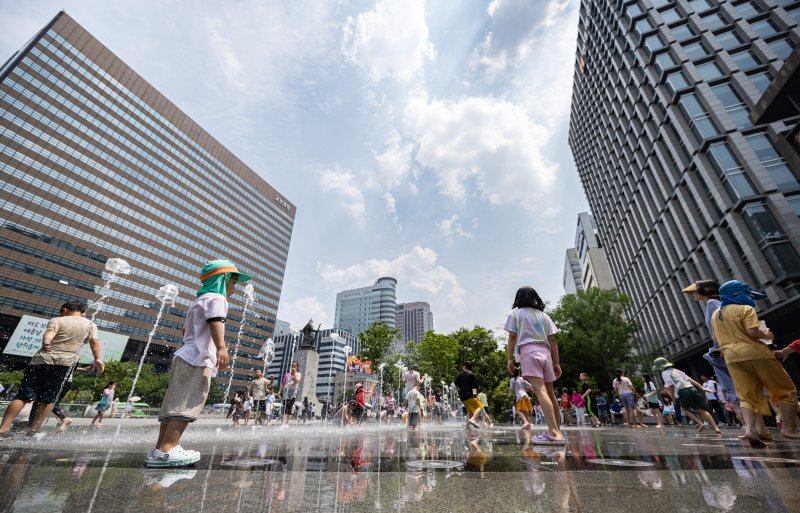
left=662, top=368, right=693, bottom=391
left=703, top=379, right=719, bottom=400
left=613, top=376, right=635, bottom=396
left=406, top=389, right=421, bottom=413
left=174, top=293, right=228, bottom=376
left=244, top=400, right=252, bottom=411
left=509, top=377, right=532, bottom=401
left=404, top=370, right=420, bottom=392
left=504, top=308, right=559, bottom=348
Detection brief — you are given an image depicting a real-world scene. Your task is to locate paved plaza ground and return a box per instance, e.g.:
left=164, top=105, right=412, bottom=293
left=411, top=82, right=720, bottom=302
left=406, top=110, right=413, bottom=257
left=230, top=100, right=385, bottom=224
left=0, top=419, right=798, bottom=512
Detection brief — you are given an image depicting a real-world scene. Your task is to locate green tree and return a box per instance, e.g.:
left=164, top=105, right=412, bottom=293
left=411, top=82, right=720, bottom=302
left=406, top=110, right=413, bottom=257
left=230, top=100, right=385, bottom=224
left=451, top=326, right=509, bottom=419
left=359, top=321, right=401, bottom=396
left=549, top=288, right=639, bottom=393
left=407, top=331, right=459, bottom=385
left=69, top=361, right=169, bottom=405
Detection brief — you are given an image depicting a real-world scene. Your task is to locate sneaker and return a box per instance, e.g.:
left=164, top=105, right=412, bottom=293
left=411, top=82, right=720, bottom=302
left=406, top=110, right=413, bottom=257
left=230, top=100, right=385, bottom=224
left=532, top=432, right=566, bottom=446
left=145, top=446, right=201, bottom=468
left=468, top=419, right=480, bottom=429
left=143, top=469, right=197, bottom=488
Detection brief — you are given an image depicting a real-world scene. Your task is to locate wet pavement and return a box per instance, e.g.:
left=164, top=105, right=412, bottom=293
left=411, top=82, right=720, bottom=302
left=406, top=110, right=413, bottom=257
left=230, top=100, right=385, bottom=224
left=1, top=422, right=799, bottom=512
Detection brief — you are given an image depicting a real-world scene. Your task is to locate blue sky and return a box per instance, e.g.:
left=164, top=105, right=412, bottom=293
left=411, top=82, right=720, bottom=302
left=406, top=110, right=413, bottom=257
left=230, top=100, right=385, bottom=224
left=0, top=0, right=590, bottom=335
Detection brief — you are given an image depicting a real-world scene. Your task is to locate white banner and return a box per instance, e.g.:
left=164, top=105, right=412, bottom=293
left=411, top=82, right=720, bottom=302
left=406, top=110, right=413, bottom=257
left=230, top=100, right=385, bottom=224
left=3, top=314, right=129, bottom=363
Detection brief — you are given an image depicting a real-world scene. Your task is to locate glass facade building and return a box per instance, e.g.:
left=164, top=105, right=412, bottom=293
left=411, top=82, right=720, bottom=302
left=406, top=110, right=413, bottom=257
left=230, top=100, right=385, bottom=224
left=333, top=277, right=397, bottom=338
left=569, top=0, right=800, bottom=371
left=396, top=302, right=433, bottom=344
left=0, top=12, right=295, bottom=388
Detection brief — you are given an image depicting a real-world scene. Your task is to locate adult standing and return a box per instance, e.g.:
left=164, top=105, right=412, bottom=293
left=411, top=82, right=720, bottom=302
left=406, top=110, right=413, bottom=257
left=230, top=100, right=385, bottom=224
left=279, top=361, right=301, bottom=424
left=0, top=301, right=104, bottom=437
left=612, top=370, right=645, bottom=428
left=700, top=373, right=726, bottom=424
left=710, top=280, right=800, bottom=445
left=682, top=280, right=742, bottom=426
left=404, top=366, right=421, bottom=395
left=249, top=369, right=270, bottom=425
left=653, top=358, right=722, bottom=435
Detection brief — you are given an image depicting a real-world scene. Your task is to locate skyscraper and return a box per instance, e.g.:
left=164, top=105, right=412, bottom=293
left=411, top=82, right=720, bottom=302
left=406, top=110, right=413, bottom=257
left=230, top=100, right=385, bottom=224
left=0, top=12, right=295, bottom=388
left=569, top=0, right=800, bottom=370
left=333, top=277, right=397, bottom=337
left=574, top=212, right=617, bottom=290
left=396, top=302, right=433, bottom=344
left=563, top=248, right=585, bottom=294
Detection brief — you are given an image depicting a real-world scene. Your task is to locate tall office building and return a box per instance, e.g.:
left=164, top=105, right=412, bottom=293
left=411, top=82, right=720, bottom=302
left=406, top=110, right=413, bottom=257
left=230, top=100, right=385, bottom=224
left=333, top=277, right=397, bottom=337
left=563, top=248, right=585, bottom=294
left=575, top=212, right=617, bottom=290
left=569, top=0, right=800, bottom=370
left=396, top=302, right=433, bottom=344
left=0, top=12, right=295, bottom=388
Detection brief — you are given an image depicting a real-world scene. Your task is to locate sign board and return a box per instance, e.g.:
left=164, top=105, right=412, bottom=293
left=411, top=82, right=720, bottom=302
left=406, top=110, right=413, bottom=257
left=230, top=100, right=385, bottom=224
left=3, top=315, right=129, bottom=364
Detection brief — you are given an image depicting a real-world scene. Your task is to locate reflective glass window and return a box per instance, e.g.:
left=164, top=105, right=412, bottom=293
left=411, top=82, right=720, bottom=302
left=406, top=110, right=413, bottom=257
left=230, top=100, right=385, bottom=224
left=672, top=23, right=696, bottom=41
left=684, top=41, right=710, bottom=60
left=655, top=51, right=678, bottom=72
left=626, top=2, right=643, bottom=20
left=645, top=34, right=667, bottom=53
left=735, top=1, right=763, bottom=19
left=666, top=71, right=691, bottom=92
left=711, top=83, right=750, bottom=128
left=701, top=12, right=727, bottom=30
left=661, top=7, right=681, bottom=24
left=746, top=133, right=800, bottom=191
left=748, top=71, right=772, bottom=96
left=636, top=17, right=655, bottom=34
left=708, top=142, right=756, bottom=198
left=696, top=60, right=723, bottom=80
left=750, top=18, right=779, bottom=38
left=730, top=50, right=761, bottom=70
left=715, top=29, right=744, bottom=50
left=689, top=0, right=716, bottom=12
left=679, top=93, right=719, bottom=138
left=768, top=38, right=795, bottom=60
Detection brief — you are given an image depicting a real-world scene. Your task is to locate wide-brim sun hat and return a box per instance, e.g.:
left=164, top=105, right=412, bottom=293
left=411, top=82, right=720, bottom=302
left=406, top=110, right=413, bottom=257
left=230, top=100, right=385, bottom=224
left=355, top=383, right=363, bottom=390
left=653, top=357, right=674, bottom=371
left=681, top=283, right=699, bottom=294
left=199, top=259, right=252, bottom=283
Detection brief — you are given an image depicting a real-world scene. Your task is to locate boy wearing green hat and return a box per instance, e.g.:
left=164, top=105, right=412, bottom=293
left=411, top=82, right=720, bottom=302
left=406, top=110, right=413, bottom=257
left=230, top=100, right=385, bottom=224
left=146, top=260, right=251, bottom=468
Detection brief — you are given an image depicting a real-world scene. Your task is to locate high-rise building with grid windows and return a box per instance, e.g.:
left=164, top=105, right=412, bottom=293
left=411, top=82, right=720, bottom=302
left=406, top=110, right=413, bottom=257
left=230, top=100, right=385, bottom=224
left=0, top=12, right=295, bottom=388
left=569, top=0, right=800, bottom=373
left=396, top=302, right=433, bottom=344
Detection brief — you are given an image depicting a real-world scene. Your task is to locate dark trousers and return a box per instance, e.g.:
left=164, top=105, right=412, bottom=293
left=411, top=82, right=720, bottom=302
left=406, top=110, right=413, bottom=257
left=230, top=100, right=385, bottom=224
left=708, top=399, right=726, bottom=423
left=28, top=382, right=70, bottom=427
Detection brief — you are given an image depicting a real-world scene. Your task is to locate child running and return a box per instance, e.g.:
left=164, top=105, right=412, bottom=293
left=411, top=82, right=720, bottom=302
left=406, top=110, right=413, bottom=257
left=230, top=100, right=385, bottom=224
left=505, top=286, right=564, bottom=445
left=509, top=368, right=533, bottom=429
left=146, top=259, right=249, bottom=467
left=579, top=373, right=600, bottom=427
left=454, top=362, right=482, bottom=430
left=90, top=381, right=116, bottom=428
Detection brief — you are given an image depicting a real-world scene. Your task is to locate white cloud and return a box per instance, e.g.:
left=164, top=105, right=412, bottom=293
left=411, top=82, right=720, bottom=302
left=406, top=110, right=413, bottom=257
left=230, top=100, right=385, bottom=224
left=278, top=296, right=329, bottom=329
left=372, top=130, right=415, bottom=189
left=438, top=215, right=473, bottom=242
left=318, top=245, right=465, bottom=326
left=402, top=93, right=557, bottom=207
left=342, top=0, right=435, bottom=82
left=318, top=168, right=366, bottom=222
left=383, top=192, right=401, bottom=230
left=471, top=0, right=572, bottom=73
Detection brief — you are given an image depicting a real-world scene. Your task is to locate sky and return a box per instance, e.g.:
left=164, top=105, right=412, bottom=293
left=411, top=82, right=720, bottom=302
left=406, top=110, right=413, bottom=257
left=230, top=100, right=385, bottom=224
left=0, top=0, right=591, bottom=335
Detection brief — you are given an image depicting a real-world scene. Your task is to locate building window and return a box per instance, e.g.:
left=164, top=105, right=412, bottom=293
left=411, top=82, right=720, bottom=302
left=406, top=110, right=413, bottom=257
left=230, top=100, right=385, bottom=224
left=696, top=60, right=724, bottom=80
left=715, top=29, right=744, bottom=51
left=730, top=49, right=761, bottom=70
left=689, top=0, right=716, bottom=13
left=745, top=133, right=800, bottom=191
left=701, top=11, right=728, bottom=30
left=735, top=1, right=763, bottom=19
left=711, top=83, right=750, bottom=129
left=655, top=51, right=678, bottom=72
left=625, top=2, right=643, bottom=20
left=683, top=40, right=710, bottom=60
left=708, top=141, right=757, bottom=198
left=768, top=38, right=795, bottom=60
left=635, top=17, right=655, bottom=35
left=651, top=0, right=672, bottom=8
left=679, top=93, right=720, bottom=139
left=666, top=70, right=691, bottom=92
left=747, top=71, right=772, bottom=96
left=788, top=195, right=800, bottom=218
left=645, top=34, right=667, bottom=53
left=741, top=202, right=800, bottom=275
left=661, top=7, right=682, bottom=24
left=750, top=18, right=780, bottom=38
left=672, top=23, right=696, bottom=41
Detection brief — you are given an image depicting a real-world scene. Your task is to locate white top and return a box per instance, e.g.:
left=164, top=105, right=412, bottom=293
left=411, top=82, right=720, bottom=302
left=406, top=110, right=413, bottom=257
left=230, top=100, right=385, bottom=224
left=504, top=308, right=559, bottom=347
left=174, top=293, right=228, bottom=376
left=404, top=370, right=420, bottom=392
left=244, top=400, right=252, bottom=411
left=613, top=376, right=635, bottom=396
left=406, top=389, right=421, bottom=413
left=509, top=377, right=532, bottom=401
left=703, top=379, right=719, bottom=400
left=662, top=368, right=693, bottom=391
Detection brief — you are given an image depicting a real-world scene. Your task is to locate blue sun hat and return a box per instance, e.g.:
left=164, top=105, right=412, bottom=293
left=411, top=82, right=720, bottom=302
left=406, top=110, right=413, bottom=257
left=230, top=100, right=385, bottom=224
left=196, top=259, right=252, bottom=297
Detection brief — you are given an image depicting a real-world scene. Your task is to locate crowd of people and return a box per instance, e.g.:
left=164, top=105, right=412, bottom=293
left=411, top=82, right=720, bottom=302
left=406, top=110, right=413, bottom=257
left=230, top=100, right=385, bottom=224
left=1, top=256, right=799, bottom=466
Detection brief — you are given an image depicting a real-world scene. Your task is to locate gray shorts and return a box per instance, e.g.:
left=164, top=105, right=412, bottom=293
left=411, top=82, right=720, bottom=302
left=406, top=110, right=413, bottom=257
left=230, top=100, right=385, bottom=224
left=158, top=357, right=212, bottom=423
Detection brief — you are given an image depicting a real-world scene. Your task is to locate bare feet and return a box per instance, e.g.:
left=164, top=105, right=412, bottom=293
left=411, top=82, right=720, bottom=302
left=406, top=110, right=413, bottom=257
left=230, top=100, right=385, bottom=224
left=56, top=418, right=73, bottom=433
left=697, top=424, right=706, bottom=433
left=779, top=430, right=800, bottom=440
left=758, top=432, right=773, bottom=441
left=639, top=424, right=647, bottom=428
left=742, top=433, right=766, bottom=447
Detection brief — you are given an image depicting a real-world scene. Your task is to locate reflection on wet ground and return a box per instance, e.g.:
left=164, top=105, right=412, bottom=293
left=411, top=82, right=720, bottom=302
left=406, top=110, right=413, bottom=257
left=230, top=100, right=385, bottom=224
left=1, top=424, right=799, bottom=512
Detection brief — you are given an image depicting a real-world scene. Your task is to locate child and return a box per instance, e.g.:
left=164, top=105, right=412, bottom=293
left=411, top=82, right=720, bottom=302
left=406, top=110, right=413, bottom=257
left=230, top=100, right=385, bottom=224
left=243, top=394, right=252, bottom=425
left=579, top=373, right=600, bottom=427
left=560, top=388, right=573, bottom=426
left=571, top=389, right=585, bottom=426
left=505, top=286, right=564, bottom=445
left=594, top=393, right=609, bottom=426
left=509, top=368, right=533, bottom=429
left=264, top=386, right=275, bottom=425
left=454, top=362, right=482, bottom=430
left=91, top=381, right=116, bottom=428
left=146, top=259, right=250, bottom=467
left=662, top=396, right=676, bottom=425
left=406, top=381, right=422, bottom=429
left=232, top=390, right=244, bottom=427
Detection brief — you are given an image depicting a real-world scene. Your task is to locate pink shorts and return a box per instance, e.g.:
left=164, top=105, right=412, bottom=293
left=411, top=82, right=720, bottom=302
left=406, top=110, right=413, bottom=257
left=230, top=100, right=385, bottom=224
left=520, top=343, right=556, bottom=382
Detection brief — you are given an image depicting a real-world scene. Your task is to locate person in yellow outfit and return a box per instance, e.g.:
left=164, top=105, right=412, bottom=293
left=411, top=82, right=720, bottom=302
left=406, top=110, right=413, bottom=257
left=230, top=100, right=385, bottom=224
left=454, top=361, right=482, bottom=430
left=710, top=280, right=800, bottom=447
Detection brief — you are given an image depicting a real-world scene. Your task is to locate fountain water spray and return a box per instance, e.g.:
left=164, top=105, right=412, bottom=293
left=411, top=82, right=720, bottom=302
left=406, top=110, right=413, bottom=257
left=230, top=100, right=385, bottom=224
left=223, top=283, right=255, bottom=404
left=340, top=345, right=352, bottom=427
left=258, top=337, right=275, bottom=376
left=378, top=363, right=386, bottom=426
left=126, top=283, right=179, bottom=405
left=394, top=361, right=405, bottom=403
left=326, top=332, right=340, bottom=423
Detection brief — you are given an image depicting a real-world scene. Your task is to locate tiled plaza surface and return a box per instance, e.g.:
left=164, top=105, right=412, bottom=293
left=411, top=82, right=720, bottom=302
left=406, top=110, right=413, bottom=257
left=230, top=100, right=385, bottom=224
left=1, top=421, right=798, bottom=512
